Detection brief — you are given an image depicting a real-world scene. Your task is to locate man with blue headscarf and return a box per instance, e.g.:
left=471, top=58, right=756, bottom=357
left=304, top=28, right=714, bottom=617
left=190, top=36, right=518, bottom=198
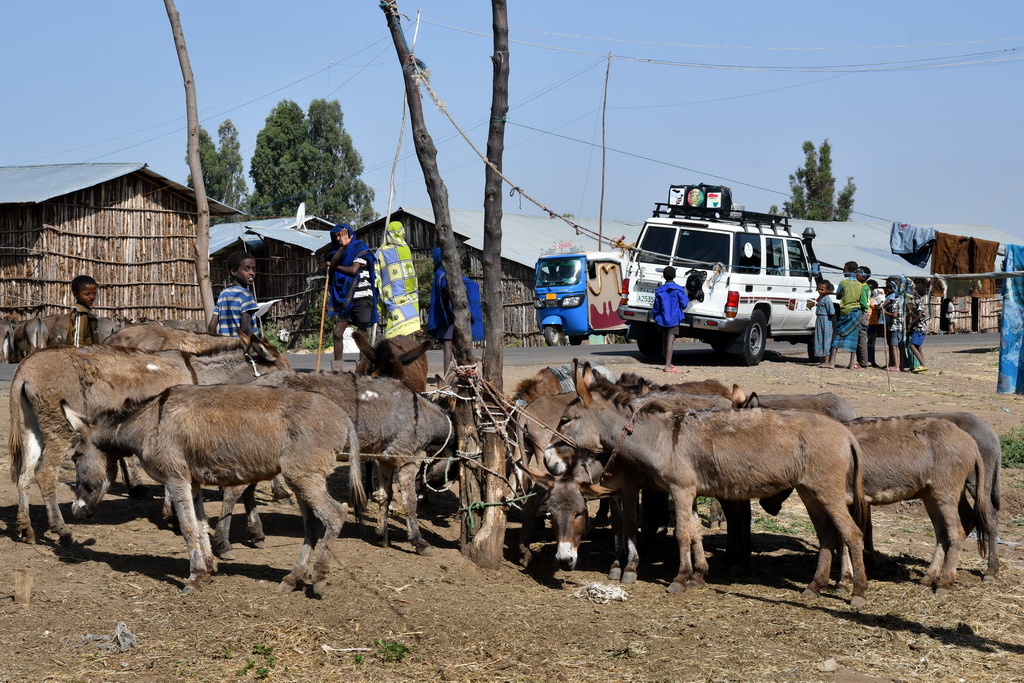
left=427, top=247, right=483, bottom=374
left=326, top=223, right=378, bottom=371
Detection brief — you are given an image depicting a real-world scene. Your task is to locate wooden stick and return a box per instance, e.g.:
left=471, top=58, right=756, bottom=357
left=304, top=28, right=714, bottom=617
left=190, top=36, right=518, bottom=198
left=315, top=267, right=331, bottom=373
left=14, top=569, right=33, bottom=606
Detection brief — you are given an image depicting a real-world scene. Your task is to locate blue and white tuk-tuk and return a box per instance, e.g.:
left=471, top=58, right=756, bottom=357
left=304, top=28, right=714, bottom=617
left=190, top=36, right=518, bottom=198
left=533, top=250, right=627, bottom=346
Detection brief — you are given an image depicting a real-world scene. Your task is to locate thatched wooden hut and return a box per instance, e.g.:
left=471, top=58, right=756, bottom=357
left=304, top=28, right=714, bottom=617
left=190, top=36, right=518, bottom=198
left=357, top=207, right=640, bottom=345
left=0, top=163, right=235, bottom=323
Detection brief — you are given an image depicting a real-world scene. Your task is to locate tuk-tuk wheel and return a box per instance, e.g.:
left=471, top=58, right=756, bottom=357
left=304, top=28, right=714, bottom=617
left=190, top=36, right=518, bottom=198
left=543, top=325, right=567, bottom=346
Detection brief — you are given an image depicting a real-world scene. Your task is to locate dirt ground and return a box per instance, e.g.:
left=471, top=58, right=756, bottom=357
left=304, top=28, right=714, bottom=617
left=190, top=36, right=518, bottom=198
left=1, top=339, right=1023, bottom=682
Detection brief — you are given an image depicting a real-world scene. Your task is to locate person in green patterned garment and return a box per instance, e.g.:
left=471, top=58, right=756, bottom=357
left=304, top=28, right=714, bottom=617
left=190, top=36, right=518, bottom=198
left=375, top=220, right=421, bottom=338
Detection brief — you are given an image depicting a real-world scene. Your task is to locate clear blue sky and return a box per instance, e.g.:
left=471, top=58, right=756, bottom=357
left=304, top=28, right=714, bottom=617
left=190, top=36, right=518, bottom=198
left=3, top=1, right=1023, bottom=244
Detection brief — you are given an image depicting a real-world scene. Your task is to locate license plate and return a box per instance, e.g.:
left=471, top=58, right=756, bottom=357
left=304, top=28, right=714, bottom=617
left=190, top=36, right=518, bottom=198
left=634, top=281, right=657, bottom=306
left=545, top=293, right=556, bottom=300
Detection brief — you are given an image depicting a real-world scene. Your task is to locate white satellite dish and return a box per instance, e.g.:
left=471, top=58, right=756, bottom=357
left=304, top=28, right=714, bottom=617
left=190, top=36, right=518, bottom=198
left=295, top=202, right=307, bottom=231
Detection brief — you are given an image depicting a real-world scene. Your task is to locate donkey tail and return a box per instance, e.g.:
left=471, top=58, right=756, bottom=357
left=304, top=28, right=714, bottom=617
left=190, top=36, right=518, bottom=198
left=972, top=454, right=995, bottom=561
left=345, top=419, right=366, bottom=515
left=8, top=376, right=26, bottom=484
left=848, top=434, right=869, bottom=534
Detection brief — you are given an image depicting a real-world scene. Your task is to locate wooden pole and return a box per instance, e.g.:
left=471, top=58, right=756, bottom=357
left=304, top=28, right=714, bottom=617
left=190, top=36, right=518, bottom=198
left=468, top=0, right=511, bottom=569
left=163, top=0, right=215, bottom=319
left=14, top=569, right=33, bottom=606
left=316, top=272, right=330, bottom=373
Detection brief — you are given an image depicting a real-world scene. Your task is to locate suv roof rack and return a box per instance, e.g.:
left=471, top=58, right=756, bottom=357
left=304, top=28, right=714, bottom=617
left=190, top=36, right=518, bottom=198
left=651, top=202, right=791, bottom=233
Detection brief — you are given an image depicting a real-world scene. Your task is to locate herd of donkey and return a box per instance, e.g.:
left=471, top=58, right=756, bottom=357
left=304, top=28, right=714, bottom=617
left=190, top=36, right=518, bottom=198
left=1, top=316, right=1002, bottom=608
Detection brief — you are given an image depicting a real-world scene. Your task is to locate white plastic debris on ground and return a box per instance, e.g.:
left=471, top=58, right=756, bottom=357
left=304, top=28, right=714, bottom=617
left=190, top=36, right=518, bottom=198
left=75, top=621, right=138, bottom=653
left=573, top=582, right=629, bottom=604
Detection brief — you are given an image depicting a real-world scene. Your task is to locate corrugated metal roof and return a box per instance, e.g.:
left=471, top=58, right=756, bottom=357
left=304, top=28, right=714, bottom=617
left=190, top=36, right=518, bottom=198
left=209, top=217, right=333, bottom=255
left=384, top=207, right=1014, bottom=280
left=791, top=219, right=1012, bottom=281
left=398, top=206, right=642, bottom=268
left=0, top=163, right=235, bottom=215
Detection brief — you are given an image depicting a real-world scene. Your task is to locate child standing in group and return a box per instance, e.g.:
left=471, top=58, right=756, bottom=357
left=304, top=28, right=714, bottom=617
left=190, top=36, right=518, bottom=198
left=208, top=250, right=260, bottom=337
left=652, top=266, right=690, bottom=373
left=908, top=280, right=930, bottom=373
left=67, top=275, right=100, bottom=347
left=866, top=279, right=884, bottom=367
left=882, top=278, right=903, bottom=371
left=813, top=281, right=836, bottom=366
left=825, top=261, right=866, bottom=370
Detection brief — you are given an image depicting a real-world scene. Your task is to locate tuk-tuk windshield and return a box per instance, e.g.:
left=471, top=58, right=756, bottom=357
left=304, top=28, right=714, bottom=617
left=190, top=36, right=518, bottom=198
left=536, top=258, right=583, bottom=287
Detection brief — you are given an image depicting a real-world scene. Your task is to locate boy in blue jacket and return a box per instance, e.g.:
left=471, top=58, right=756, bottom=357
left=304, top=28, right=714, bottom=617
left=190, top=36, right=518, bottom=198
left=652, top=266, right=690, bottom=373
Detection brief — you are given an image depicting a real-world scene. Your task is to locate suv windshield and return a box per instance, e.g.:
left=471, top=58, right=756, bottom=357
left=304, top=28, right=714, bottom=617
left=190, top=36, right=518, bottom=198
left=536, top=258, right=582, bottom=287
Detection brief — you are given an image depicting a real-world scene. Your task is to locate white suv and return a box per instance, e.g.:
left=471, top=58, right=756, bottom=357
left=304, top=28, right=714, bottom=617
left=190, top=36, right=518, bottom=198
left=618, top=185, right=820, bottom=366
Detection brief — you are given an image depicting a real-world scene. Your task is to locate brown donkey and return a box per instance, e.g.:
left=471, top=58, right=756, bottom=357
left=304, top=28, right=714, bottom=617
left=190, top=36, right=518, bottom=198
left=9, top=334, right=291, bottom=544
left=62, top=384, right=360, bottom=596
left=537, top=370, right=870, bottom=606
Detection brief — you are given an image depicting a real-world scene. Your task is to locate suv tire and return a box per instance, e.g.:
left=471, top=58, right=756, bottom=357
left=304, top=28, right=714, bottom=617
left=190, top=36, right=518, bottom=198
left=636, top=330, right=662, bottom=358
left=737, top=310, right=767, bottom=366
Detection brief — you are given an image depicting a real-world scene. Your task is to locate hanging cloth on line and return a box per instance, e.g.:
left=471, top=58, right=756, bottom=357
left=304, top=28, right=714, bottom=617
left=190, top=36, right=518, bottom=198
left=931, top=232, right=1000, bottom=297
left=997, top=245, right=1024, bottom=394
left=889, top=221, right=937, bottom=268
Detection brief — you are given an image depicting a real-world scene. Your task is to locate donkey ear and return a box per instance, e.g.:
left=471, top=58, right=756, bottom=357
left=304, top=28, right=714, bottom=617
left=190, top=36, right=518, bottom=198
left=352, top=330, right=375, bottom=360
left=574, top=359, right=593, bottom=407
left=736, top=390, right=760, bottom=409
left=60, top=399, right=90, bottom=434
left=730, top=383, right=747, bottom=408
left=515, top=460, right=555, bottom=490
left=399, top=340, right=430, bottom=366
left=246, top=334, right=278, bottom=361
left=580, top=481, right=616, bottom=499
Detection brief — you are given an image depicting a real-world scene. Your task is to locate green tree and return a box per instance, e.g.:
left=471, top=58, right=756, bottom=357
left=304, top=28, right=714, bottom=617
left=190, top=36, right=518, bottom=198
left=248, top=98, right=376, bottom=225
left=777, top=139, right=856, bottom=221
left=186, top=120, right=249, bottom=209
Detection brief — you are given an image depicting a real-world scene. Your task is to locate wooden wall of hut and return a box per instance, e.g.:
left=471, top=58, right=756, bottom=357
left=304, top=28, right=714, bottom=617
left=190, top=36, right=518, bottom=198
left=0, top=174, right=204, bottom=324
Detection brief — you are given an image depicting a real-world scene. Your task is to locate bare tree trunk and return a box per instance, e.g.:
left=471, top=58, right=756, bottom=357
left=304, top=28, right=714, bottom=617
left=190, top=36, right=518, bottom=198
left=380, top=1, right=484, bottom=554
left=163, top=0, right=214, bottom=319
left=467, top=0, right=511, bottom=569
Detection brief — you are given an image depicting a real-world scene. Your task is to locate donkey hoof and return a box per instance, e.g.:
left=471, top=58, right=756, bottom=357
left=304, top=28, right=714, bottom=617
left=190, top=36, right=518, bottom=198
left=608, top=568, right=622, bottom=581
left=849, top=595, right=867, bottom=609
left=666, top=581, right=683, bottom=594
left=278, top=578, right=298, bottom=593
left=180, top=583, right=199, bottom=595
left=621, top=571, right=637, bottom=584
left=801, top=587, right=820, bottom=600
left=252, top=540, right=266, bottom=549
left=58, top=533, right=76, bottom=547
left=312, top=580, right=329, bottom=598
left=686, top=577, right=705, bottom=589
left=216, top=549, right=236, bottom=561
left=982, top=573, right=996, bottom=584
left=934, top=586, right=951, bottom=597
left=834, top=583, right=851, bottom=597
left=17, top=528, right=37, bottom=545
left=414, top=544, right=432, bottom=556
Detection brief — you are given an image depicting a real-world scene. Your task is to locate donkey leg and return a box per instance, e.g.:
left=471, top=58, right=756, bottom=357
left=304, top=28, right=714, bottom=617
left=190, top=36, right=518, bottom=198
left=376, top=461, right=396, bottom=547
left=397, top=462, right=431, bottom=555
left=820, top=495, right=868, bottom=607
left=667, top=488, right=698, bottom=593
left=15, top=463, right=38, bottom=544
left=120, top=455, right=149, bottom=499
left=35, top=464, right=73, bottom=545
left=518, top=484, right=548, bottom=568
left=191, top=483, right=218, bottom=576
left=799, top=496, right=841, bottom=599
left=305, top=491, right=348, bottom=597
left=269, top=474, right=293, bottom=504
left=242, top=484, right=266, bottom=548
left=923, top=494, right=963, bottom=594
left=619, top=485, right=641, bottom=584
left=212, top=485, right=244, bottom=559
left=167, top=480, right=211, bottom=593
left=608, top=497, right=624, bottom=581
left=280, top=498, right=317, bottom=593
left=687, top=503, right=708, bottom=584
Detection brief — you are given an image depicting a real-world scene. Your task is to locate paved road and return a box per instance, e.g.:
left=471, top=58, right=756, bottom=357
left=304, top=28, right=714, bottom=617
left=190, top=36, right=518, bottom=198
left=0, top=332, right=1000, bottom=387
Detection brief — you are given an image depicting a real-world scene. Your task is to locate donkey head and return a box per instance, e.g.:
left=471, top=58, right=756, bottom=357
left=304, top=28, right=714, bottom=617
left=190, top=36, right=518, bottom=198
left=353, top=331, right=429, bottom=390
left=61, top=401, right=120, bottom=519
